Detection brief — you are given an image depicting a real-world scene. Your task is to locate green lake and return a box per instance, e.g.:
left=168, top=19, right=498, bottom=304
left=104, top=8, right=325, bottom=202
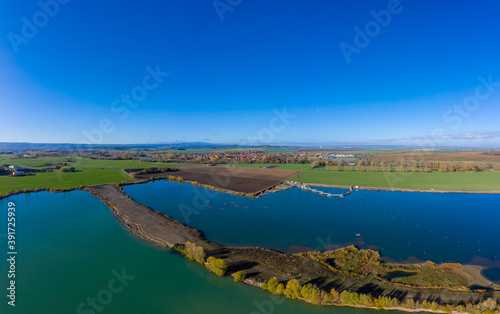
left=0, top=190, right=396, bottom=313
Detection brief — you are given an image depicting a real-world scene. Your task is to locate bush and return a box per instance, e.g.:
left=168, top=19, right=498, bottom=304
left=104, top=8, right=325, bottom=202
left=329, top=288, right=340, bottom=303
left=358, top=293, right=374, bottom=307
left=339, top=291, right=360, bottom=305
left=138, top=167, right=172, bottom=175
left=300, top=284, right=312, bottom=299
left=392, top=262, right=467, bottom=288
left=185, top=241, right=205, bottom=263
left=233, top=271, right=245, bottom=282
left=284, top=279, right=301, bottom=299
left=264, top=277, right=279, bottom=293
left=402, top=298, right=415, bottom=309
left=206, top=257, right=227, bottom=276
left=374, top=295, right=399, bottom=309
left=275, top=283, right=284, bottom=295
left=303, top=245, right=384, bottom=276
left=300, top=284, right=321, bottom=304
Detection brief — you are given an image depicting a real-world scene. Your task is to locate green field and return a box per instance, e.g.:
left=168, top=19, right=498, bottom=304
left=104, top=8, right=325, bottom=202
left=0, top=157, right=191, bottom=194
left=424, top=150, right=475, bottom=154
left=1, top=157, right=187, bottom=170
left=348, top=149, right=474, bottom=155
left=0, top=159, right=311, bottom=194
left=69, top=158, right=188, bottom=170
left=291, top=170, right=500, bottom=191
left=260, top=147, right=300, bottom=153
left=3, top=156, right=500, bottom=195
left=0, top=170, right=132, bottom=194
left=0, top=156, right=71, bottom=169
left=346, top=150, right=408, bottom=155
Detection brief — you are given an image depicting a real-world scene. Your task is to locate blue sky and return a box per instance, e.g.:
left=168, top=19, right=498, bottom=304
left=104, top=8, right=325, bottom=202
left=1, top=0, right=499, bottom=147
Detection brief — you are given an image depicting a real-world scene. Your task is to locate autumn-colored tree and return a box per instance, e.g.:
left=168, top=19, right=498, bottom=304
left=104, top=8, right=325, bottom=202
left=233, top=271, right=245, bottom=282
left=275, top=283, right=284, bottom=295
left=264, top=277, right=279, bottom=293
left=185, top=241, right=205, bottom=263
left=206, top=257, right=227, bottom=276
left=329, top=288, right=340, bottom=303
left=300, top=284, right=321, bottom=304
left=339, top=291, right=360, bottom=305
left=403, top=298, right=415, bottom=308
left=284, top=279, right=302, bottom=299
left=358, top=293, right=374, bottom=307
left=374, top=296, right=398, bottom=309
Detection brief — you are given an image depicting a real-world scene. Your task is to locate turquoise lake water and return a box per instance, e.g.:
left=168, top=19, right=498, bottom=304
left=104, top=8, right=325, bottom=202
left=1, top=181, right=499, bottom=313
left=123, top=181, right=500, bottom=267
left=0, top=190, right=389, bottom=314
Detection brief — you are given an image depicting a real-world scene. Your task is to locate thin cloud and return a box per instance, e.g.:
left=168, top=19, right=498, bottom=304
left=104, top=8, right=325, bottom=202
left=391, top=131, right=500, bottom=141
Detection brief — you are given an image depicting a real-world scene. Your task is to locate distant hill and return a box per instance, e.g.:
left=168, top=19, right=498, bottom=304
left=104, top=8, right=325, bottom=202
left=0, top=142, right=226, bottom=150
left=0, top=142, right=493, bottom=151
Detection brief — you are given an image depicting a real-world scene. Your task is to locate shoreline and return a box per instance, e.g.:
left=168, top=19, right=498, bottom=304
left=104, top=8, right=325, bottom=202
left=298, top=182, right=500, bottom=194
left=2, top=164, right=500, bottom=200
left=3, top=176, right=499, bottom=202
left=3, top=181, right=498, bottom=284
left=84, top=183, right=498, bottom=313
left=3, top=179, right=500, bottom=271
left=2, top=177, right=499, bottom=312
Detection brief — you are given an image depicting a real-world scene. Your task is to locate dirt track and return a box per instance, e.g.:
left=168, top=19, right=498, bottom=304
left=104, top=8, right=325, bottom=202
left=88, top=185, right=208, bottom=248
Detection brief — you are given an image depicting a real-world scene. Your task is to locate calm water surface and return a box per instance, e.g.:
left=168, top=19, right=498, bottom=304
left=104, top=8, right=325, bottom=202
left=1, top=191, right=386, bottom=314
left=123, top=180, right=500, bottom=266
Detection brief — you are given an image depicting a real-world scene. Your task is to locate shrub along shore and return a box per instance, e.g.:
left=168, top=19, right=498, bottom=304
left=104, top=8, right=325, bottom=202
left=2, top=175, right=499, bottom=313
left=88, top=182, right=499, bottom=313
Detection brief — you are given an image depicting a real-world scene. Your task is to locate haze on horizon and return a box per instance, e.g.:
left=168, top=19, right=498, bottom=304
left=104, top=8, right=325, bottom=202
left=1, top=1, right=500, bottom=147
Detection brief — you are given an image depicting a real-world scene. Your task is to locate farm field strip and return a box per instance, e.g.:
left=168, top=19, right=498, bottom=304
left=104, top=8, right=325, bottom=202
left=0, top=170, right=132, bottom=194
left=3, top=156, right=189, bottom=170
left=3, top=155, right=500, bottom=195
left=291, top=170, right=500, bottom=191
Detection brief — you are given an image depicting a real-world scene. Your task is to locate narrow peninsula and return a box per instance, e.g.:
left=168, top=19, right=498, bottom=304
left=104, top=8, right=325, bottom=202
left=88, top=180, right=500, bottom=314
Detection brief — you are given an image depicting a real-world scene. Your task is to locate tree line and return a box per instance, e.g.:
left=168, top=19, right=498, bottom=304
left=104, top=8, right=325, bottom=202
left=261, top=276, right=499, bottom=313
left=323, top=158, right=500, bottom=173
